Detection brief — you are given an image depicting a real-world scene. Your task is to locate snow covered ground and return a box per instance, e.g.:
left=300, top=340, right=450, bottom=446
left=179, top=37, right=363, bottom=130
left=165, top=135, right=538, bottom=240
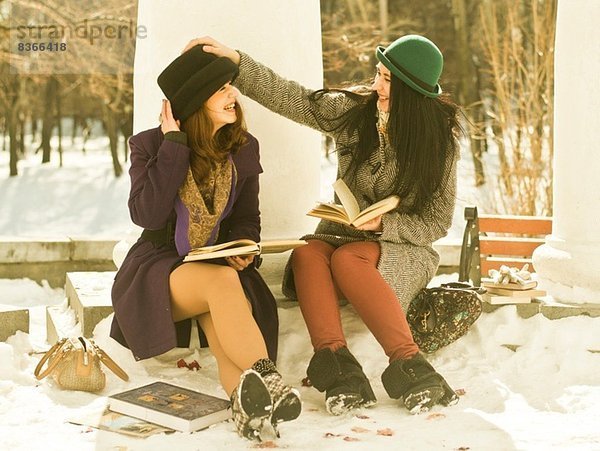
left=1, top=135, right=599, bottom=450
left=0, top=275, right=599, bottom=451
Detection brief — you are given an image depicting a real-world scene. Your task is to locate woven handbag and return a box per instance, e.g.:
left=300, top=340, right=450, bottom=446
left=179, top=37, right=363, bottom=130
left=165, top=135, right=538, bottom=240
left=34, top=337, right=129, bottom=392
left=407, top=282, right=485, bottom=353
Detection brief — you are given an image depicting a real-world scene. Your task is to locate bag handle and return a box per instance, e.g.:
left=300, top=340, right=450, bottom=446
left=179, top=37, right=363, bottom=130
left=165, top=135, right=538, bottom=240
left=440, top=282, right=487, bottom=294
left=88, top=339, right=129, bottom=381
left=34, top=338, right=69, bottom=380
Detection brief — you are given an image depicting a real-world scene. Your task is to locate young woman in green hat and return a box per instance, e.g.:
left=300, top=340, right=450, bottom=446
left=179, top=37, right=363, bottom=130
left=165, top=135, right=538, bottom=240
left=185, top=34, right=461, bottom=415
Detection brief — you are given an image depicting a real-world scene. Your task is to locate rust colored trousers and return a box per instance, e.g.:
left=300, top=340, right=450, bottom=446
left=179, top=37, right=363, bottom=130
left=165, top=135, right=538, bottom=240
left=291, top=239, right=419, bottom=362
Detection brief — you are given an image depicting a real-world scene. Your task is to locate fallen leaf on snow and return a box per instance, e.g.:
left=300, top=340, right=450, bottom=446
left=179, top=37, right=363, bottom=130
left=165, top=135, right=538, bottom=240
left=377, top=428, right=394, bottom=436
left=324, top=432, right=342, bottom=438
left=350, top=426, right=370, bottom=433
left=455, top=388, right=466, bottom=396
left=252, top=441, right=278, bottom=448
left=343, top=436, right=360, bottom=442
left=355, top=414, right=370, bottom=419
left=426, top=413, right=446, bottom=420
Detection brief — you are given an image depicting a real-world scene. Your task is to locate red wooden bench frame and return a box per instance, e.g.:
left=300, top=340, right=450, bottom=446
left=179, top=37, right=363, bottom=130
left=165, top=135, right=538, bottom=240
left=458, top=206, right=553, bottom=286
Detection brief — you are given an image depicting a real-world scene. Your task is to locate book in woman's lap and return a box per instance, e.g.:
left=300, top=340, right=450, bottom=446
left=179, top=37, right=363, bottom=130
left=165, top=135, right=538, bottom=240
left=183, top=238, right=307, bottom=262
left=307, top=179, right=400, bottom=227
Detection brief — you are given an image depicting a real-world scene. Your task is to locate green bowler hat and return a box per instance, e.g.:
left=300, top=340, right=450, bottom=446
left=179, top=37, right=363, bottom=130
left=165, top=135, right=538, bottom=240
left=376, top=34, right=443, bottom=98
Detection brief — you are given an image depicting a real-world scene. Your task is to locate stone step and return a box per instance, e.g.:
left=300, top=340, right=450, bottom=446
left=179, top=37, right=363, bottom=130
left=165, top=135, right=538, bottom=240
left=46, top=302, right=79, bottom=344
left=0, top=236, right=118, bottom=288
left=0, top=305, right=29, bottom=341
left=65, top=271, right=116, bottom=337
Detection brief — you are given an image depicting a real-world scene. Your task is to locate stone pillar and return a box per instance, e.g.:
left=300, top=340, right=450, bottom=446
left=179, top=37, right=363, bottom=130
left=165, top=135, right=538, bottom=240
left=532, top=0, right=600, bottom=304
left=133, top=0, right=322, bottom=239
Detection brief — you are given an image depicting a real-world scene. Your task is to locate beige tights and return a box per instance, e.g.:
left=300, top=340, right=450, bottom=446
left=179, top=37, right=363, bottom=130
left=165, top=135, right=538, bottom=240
left=169, top=262, right=268, bottom=395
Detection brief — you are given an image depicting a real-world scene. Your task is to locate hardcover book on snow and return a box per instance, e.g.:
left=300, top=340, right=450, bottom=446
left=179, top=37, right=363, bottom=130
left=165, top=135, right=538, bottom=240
left=307, top=179, right=400, bottom=227
left=481, top=279, right=538, bottom=290
left=108, top=381, right=231, bottom=432
left=183, top=239, right=307, bottom=262
left=482, top=293, right=533, bottom=305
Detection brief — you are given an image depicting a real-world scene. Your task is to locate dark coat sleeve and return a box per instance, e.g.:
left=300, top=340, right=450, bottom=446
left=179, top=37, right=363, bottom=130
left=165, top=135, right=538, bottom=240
left=127, top=128, right=191, bottom=230
left=219, top=134, right=263, bottom=243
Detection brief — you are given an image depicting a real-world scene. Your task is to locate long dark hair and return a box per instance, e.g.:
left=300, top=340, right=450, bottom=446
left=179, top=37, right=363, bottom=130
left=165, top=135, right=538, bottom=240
left=309, top=76, right=462, bottom=214
left=181, top=101, right=247, bottom=187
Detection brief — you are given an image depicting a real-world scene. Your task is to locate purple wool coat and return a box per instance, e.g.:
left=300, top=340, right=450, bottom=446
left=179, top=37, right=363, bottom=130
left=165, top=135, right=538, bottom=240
left=110, top=126, right=278, bottom=361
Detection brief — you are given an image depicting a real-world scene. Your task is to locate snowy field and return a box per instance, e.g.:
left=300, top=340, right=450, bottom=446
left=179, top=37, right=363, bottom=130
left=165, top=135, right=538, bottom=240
left=1, top=134, right=599, bottom=450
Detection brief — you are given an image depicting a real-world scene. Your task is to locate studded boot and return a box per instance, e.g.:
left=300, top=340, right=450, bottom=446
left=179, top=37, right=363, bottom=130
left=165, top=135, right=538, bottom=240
left=230, top=369, right=275, bottom=440
left=251, top=358, right=302, bottom=430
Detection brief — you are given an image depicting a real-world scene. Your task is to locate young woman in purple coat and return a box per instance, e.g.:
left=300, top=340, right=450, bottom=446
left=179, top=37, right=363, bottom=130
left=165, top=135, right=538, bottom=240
left=110, top=47, right=300, bottom=440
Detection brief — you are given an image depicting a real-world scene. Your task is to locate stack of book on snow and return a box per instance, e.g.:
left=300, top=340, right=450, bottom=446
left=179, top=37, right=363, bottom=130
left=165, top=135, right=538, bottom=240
left=108, top=381, right=231, bottom=432
left=481, top=279, right=546, bottom=305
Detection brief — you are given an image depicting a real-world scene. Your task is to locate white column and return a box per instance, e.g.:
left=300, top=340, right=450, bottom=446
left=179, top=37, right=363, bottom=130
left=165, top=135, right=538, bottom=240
left=133, top=0, right=322, bottom=240
left=532, top=0, right=600, bottom=304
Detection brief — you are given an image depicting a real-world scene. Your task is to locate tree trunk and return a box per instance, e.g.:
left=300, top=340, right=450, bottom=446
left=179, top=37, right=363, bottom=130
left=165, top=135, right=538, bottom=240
left=119, top=113, right=133, bottom=163
left=40, top=77, right=58, bottom=163
left=56, top=85, right=63, bottom=167
left=8, top=110, right=19, bottom=177
left=104, top=107, right=123, bottom=177
left=451, top=0, right=485, bottom=186
left=379, top=0, right=388, bottom=42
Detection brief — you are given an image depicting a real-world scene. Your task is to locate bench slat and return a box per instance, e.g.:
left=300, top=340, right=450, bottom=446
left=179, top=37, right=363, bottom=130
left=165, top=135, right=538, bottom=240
left=480, top=237, right=545, bottom=257
left=479, top=215, right=552, bottom=235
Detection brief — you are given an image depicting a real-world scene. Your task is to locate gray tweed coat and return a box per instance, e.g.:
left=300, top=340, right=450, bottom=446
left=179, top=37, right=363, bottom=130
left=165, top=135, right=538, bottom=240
left=235, top=52, right=458, bottom=311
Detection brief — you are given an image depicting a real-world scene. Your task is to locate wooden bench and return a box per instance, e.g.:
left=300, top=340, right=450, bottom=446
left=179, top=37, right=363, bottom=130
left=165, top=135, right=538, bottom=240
left=458, top=206, right=553, bottom=286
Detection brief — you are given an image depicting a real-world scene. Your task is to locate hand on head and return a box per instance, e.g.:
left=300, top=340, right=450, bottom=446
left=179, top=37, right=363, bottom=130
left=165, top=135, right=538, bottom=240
left=160, top=99, right=180, bottom=134
left=182, top=36, right=241, bottom=65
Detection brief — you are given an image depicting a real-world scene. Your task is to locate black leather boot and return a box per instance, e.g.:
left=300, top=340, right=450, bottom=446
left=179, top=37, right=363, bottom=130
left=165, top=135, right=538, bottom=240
left=307, top=347, right=377, bottom=415
left=381, top=353, right=456, bottom=414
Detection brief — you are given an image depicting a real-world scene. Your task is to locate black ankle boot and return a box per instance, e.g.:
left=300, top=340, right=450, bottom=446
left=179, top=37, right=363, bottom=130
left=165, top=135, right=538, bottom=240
left=307, top=347, right=377, bottom=415
left=381, top=353, right=456, bottom=414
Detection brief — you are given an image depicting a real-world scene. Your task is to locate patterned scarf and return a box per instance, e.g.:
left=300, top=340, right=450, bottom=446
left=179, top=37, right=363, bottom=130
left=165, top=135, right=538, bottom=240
left=177, top=159, right=234, bottom=249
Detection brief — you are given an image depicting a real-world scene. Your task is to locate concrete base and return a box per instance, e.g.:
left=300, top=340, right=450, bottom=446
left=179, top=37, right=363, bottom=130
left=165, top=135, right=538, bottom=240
left=481, top=296, right=600, bottom=320
left=0, top=260, right=117, bottom=288
left=0, top=237, right=119, bottom=288
left=0, top=305, right=29, bottom=341
left=46, top=306, right=63, bottom=344
left=539, top=299, right=600, bottom=320
left=482, top=299, right=542, bottom=319
left=533, top=240, right=600, bottom=304
left=66, top=271, right=116, bottom=337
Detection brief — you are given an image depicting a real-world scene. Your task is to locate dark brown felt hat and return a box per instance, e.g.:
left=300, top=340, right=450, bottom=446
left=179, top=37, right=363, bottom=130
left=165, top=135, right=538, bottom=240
left=157, top=46, right=239, bottom=121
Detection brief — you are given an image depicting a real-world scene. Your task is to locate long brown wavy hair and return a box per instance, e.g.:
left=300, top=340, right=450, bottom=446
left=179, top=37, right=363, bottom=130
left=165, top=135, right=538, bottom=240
left=181, top=101, right=247, bottom=186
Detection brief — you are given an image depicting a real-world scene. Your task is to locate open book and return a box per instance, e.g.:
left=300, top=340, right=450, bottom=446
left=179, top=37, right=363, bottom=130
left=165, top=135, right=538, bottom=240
left=183, top=239, right=307, bottom=262
left=307, top=179, right=400, bottom=227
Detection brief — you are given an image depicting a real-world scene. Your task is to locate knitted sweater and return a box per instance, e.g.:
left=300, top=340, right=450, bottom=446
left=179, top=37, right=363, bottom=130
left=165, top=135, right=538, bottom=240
left=234, top=52, right=458, bottom=311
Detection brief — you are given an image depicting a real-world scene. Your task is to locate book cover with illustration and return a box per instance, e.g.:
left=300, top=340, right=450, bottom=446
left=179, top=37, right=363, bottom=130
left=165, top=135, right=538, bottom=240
left=108, top=381, right=231, bottom=432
